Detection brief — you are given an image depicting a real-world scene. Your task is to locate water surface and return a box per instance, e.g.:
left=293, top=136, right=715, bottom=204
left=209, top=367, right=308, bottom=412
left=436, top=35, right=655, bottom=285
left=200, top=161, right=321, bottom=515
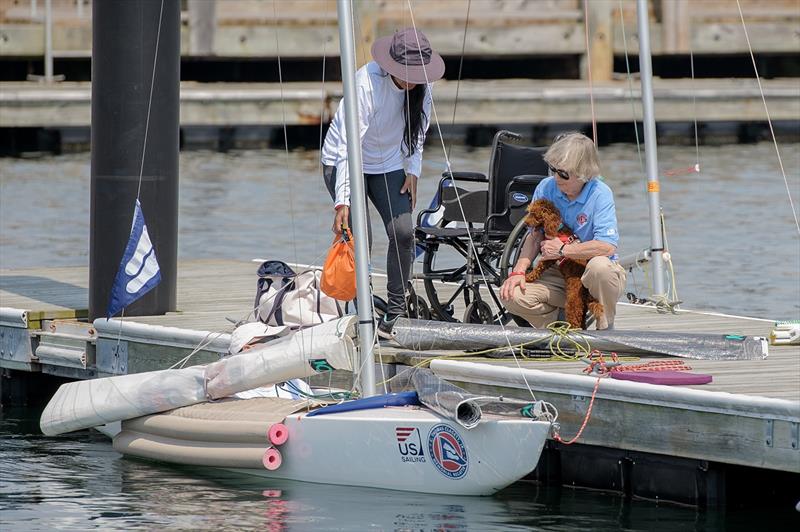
left=2, top=142, right=798, bottom=318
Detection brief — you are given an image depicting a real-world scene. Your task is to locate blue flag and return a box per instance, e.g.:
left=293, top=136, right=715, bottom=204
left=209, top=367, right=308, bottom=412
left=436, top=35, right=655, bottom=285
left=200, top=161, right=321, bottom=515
left=106, top=199, right=162, bottom=317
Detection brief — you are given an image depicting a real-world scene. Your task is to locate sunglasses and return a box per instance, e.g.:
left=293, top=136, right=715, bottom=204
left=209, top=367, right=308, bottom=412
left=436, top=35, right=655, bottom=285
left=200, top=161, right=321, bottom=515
left=547, top=164, right=571, bottom=180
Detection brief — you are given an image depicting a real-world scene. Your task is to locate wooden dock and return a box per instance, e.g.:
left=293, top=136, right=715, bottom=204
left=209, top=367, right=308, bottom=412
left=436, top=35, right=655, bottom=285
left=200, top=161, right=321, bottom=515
left=2, top=0, right=798, bottom=73
left=1, top=259, right=798, bottom=504
left=2, top=78, right=798, bottom=129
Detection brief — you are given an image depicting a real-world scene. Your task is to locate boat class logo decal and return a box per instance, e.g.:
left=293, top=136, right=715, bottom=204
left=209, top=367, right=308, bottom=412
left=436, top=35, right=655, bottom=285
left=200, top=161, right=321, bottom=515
left=396, top=427, right=426, bottom=463
left=427, top=424, right=468, bottom=479
left=576, top=213, right=588, bottom=227
left=512, top=192, right=529, bottom=203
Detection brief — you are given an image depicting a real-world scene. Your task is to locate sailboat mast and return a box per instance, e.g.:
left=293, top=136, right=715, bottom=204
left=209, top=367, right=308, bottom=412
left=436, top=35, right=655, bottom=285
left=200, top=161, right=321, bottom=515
left=636, top=0, right=667, bottom=296
left=336, top=0, right=376, bottom=397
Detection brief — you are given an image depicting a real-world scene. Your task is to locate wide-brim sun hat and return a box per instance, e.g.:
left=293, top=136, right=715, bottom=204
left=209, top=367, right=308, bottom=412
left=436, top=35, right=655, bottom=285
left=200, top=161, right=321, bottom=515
left=371, top=27, right=445, bottom=85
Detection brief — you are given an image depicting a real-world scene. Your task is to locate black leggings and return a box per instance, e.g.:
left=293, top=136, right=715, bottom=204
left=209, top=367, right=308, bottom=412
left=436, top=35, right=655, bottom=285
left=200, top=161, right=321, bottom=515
left=323, top=165, right=414, bottom=316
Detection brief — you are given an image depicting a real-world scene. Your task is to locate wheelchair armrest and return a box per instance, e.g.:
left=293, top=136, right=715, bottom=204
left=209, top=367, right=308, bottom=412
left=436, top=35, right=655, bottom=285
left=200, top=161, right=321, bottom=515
left=510, top=174, right=547, bottom=185
left=441, top=171, right=488, bottom=182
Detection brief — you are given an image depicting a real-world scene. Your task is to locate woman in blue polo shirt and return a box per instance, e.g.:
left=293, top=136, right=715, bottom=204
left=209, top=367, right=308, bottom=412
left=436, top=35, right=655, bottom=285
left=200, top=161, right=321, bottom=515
left=499, top=133, right=626, bottom=330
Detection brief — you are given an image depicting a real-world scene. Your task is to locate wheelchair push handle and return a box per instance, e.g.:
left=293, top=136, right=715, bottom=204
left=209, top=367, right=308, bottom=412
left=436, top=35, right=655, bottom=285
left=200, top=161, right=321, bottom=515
left=441, top=171, right=488, bottom=183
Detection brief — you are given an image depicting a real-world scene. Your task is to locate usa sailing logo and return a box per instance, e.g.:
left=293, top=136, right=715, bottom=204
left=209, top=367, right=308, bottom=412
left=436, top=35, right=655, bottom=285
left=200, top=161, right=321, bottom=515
left=428, top=424, right=468, bottom=479
left=396, top=427, right=425, bottom=463
left=106, top=199, right=162, bottom=317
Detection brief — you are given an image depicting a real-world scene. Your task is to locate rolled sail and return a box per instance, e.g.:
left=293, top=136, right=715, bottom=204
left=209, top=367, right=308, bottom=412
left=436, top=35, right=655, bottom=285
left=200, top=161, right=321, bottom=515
left=40, top=316, right=357, bottom=436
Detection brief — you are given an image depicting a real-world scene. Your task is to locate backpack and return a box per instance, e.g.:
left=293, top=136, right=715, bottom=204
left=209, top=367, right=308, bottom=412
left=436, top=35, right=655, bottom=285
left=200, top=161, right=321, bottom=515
left=254, top=260, right=342, bottom=328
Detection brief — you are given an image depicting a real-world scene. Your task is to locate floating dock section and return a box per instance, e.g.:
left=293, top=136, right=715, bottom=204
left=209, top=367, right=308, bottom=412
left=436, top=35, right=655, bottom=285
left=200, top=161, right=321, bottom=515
left=1, top=259, right=798, bottom=506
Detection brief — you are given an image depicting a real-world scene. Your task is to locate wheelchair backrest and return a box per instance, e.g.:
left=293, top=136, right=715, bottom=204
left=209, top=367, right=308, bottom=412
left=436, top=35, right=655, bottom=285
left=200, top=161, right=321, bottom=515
left=440, top=187, right=487, bottom=224
left=486, top=131, right=549, bottom=232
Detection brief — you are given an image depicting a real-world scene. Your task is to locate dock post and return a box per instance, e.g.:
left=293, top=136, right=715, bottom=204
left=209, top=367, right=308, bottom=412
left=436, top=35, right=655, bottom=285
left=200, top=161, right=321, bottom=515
left=89, top=0, right=180, bottom=320
left=188, top=0, right=216, bottom=57
left=583, top=0, right=615, bottom=82
left=662, top=0, right=690, bottom=54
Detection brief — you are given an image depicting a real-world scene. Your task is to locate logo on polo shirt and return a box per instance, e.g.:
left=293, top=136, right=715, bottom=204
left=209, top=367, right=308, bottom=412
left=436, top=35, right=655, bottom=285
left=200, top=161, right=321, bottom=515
left=576, top=213, right=588, bottom=227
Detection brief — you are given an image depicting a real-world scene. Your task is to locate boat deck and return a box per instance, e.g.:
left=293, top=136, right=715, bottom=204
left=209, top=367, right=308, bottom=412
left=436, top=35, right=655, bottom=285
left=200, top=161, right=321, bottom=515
left=2, top=259, right=798, bottom=482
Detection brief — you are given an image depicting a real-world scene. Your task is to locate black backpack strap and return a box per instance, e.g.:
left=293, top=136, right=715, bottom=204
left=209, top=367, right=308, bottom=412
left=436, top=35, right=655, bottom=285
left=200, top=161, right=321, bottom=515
left=254, top=277, right=274, bottom=313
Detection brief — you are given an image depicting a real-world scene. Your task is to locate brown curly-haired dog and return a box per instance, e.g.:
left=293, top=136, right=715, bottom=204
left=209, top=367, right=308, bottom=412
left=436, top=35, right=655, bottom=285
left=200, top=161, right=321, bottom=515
left=523, top=199, right=603, bottom=329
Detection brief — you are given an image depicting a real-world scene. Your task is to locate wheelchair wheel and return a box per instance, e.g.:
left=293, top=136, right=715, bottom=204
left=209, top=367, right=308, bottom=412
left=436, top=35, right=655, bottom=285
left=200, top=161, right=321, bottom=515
left=421, top=239, right=515, bottom=325
left=421, top=241, right=463, bottom=322
left=463, top=300, right=494, bottom=324
left=499, top=218, right=534, bottom=327
left=499, top=217, right=530, bottom=280
left=406, top=285, right=431, bottom=320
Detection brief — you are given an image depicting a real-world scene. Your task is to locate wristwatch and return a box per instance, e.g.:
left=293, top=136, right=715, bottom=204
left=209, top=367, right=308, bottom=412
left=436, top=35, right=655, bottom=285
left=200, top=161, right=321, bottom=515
left=558, top=243, right=566, bottom=257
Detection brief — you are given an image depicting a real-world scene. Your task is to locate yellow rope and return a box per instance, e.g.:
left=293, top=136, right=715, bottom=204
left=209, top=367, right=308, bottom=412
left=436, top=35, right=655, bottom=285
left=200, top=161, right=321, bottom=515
left=543, top=321, right=593, bottom=360
left=375, top=320, right=604, bottom=387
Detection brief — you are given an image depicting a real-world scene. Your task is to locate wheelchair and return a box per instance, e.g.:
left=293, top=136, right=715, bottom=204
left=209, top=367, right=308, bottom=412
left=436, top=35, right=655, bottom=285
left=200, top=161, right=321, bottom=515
left=414, top=130, right=549, bottom=324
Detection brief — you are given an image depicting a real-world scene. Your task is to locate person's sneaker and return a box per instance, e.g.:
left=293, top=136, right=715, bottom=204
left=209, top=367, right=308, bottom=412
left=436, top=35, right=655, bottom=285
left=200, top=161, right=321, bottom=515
left=377, top=313, right=399, bottom=340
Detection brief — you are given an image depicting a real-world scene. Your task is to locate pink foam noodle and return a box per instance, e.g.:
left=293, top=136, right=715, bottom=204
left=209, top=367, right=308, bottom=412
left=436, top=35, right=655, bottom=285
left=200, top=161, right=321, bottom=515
left=262, top=447, right=283, bottom=470
left=268, top=423, right=289, bottom=446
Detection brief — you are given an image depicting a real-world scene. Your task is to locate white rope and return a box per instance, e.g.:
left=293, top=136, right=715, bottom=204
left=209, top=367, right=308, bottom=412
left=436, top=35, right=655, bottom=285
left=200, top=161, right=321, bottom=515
left=735, top=0, right=799, bottom=236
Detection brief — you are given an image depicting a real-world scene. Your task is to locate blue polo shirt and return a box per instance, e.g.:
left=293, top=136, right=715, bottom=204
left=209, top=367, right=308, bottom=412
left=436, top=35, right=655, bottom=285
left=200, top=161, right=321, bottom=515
left=532, top=176, right=619, bottom=258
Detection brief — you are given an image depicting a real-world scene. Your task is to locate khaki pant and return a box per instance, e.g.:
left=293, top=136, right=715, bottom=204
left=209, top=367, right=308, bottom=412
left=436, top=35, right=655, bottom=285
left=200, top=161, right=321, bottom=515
left=504, top=257, right=627, bottom=329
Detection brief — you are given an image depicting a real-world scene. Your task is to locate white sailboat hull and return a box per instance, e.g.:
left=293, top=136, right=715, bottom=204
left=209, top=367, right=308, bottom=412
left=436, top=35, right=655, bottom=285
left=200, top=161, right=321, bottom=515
left=229, top=407, right=550, bottom=496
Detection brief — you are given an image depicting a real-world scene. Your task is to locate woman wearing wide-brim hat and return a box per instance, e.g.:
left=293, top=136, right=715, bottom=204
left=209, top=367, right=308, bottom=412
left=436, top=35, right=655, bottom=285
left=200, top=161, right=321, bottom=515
left=321, top=27, right=445, bottom=338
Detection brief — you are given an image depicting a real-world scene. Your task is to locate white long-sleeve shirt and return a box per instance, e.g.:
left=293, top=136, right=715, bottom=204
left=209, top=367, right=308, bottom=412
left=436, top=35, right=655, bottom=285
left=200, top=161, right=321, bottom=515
left=321, top=61, right=432, bottom=207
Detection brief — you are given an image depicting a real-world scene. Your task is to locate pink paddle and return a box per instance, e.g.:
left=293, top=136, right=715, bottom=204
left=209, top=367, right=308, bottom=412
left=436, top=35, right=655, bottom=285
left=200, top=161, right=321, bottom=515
left=610, top=370, right=712, bottom=385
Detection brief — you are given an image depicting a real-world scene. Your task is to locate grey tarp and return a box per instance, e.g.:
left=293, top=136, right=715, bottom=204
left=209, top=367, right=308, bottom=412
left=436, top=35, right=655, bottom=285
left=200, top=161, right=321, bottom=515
left=387, top=367, right=549, bottom=429
left=392, top=318, right=768, bottom=360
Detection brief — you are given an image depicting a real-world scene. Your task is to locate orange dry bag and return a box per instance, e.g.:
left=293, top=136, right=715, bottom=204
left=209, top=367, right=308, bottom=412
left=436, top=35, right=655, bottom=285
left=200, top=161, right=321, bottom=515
left=321, top=228, right=357, bottom=301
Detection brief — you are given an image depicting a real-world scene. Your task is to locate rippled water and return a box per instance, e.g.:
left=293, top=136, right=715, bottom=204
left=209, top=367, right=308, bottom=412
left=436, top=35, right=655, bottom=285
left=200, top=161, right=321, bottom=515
left=1, top=142, right=798, bottom=318
left=1, top=143, right=799, bottom=529
left=4, top=408, right=798, bottom=531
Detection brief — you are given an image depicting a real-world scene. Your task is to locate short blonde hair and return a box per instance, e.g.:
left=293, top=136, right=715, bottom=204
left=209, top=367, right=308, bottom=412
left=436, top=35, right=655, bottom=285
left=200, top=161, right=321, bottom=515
left=543, top=132, right=600, bottom=183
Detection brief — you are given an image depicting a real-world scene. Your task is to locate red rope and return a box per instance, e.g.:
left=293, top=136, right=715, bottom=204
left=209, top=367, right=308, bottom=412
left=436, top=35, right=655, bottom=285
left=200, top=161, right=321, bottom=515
left=554, top=351, right=692, bottom=445
left=553, top=373, right=602, bottom=445
left=663, top=164, right=700, bottom=177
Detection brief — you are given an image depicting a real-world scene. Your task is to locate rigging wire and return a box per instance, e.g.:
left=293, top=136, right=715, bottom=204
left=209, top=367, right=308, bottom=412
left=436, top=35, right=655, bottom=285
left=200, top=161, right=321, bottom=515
left=687, top=4, right=701, bottom=172
left=735, top=0, right=799, bottom=237
left=581, top=0, right=598, bottom=144
left=404, top=0, right=539, bottom=403
left=446, top=0, right=472, bottom=162
left=617, top=0, right=644, bottom=173
left=115, top=0, right=165, bottom=354
left=136, top=0, right=165, bottom=200
left=272, top=0, right=302, bottom=262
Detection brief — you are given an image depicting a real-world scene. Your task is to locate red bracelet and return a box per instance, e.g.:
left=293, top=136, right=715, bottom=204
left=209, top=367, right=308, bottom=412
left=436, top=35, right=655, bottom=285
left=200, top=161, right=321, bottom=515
left=508, top=271, right=525, bottom=277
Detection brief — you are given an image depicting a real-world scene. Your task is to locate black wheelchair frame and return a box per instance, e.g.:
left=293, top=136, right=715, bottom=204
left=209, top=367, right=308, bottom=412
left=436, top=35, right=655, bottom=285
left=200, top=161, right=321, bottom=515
left=413, top=130, right=549, bottom=324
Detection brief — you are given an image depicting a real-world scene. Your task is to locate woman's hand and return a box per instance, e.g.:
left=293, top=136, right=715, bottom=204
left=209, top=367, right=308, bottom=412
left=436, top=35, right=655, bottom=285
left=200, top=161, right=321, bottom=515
left=539, top=237, right=563, bottom=260
left=500, top=274, right=526, bottom=301
left=332, top=205, right=350, bottom=234
left=401, top=173, right=418, bottom=210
